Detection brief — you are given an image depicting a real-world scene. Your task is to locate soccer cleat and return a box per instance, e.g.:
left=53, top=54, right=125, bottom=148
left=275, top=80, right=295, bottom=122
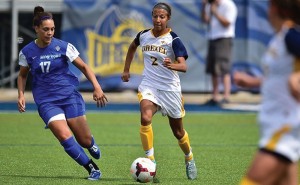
left=88, top=168, right=101, bottom=180
left=186, top=159, right=197, bottom=180
left=88, top=144, right=101, bottom=159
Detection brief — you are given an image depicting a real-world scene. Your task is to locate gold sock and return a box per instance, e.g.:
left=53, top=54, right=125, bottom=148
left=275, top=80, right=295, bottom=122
left=240, top=176, right=258, bottom=185
left=178, top=130, right=193, bottom=162
left=140, top=124, right=154, bottom=159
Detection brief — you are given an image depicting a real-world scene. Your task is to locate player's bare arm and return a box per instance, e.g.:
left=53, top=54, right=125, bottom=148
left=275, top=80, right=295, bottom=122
left=163, top=57, right=187, bottom=72
left=122, top=41, right=138, bottom=82
left=233, top=71, right=262, bottom=88
left=73, top=57, right=108, bottom=107
left=17, top=66, right=29, bottom=112
left=289, top=71, right=300, bottom=102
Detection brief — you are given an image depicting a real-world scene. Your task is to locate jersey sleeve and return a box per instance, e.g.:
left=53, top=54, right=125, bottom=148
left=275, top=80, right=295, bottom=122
left=66, top=43, right=80, bottom=62
left=285, top=27, right=300, bottom=57
left=134, top=31, right=142, bottom=46
left=172, top=37, right=188, bottom=60
left=18, top=51, right=28, bottom=67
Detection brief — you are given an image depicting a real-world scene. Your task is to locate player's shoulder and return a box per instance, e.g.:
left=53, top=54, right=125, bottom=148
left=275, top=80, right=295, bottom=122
left=21, top=40, right=35, bottom=50
left=285, top=26, right=300, bottom=57
left=170, top=31, right=179, bottom=39
left=139, top=29, right=151, bottom=35
left=20, top=41, right=37, bottom=56
left=51, top=37, right=69, bottom=47
left=138, top=29, right=151, bottom=38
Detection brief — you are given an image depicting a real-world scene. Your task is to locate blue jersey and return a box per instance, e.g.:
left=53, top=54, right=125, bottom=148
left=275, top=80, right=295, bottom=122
left=19, top=38, right=80, bottom=105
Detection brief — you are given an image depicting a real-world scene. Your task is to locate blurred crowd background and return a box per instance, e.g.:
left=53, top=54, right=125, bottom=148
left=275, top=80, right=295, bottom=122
left=0, top=0, right=269, bottom=96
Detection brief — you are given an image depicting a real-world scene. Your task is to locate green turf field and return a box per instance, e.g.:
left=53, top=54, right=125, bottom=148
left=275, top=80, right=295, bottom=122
left=0, top=112, right=259, bottom=185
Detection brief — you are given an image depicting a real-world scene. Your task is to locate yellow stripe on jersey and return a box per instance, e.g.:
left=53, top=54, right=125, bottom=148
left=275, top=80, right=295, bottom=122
left=265, top=125, right=291, bottom=151
left=293, top=57, right=300, bottom=72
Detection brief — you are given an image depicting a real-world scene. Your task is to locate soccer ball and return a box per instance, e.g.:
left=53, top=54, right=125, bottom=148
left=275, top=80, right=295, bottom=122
left=130, top=157, right=156, bottom=183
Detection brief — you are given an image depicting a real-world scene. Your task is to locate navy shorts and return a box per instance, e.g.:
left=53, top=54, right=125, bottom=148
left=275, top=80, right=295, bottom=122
left=37, top=91, right=86, bottom=127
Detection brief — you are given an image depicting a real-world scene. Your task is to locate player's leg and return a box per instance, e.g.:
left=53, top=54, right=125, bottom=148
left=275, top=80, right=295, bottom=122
left=240, top=149, right=290, bottom=185
left=47, top=118, right=100, bottom=180
left=168, top=117, right=191, bottom=158
left=161, top=90, right=197, bottom=180
left=168, top=117, right=197, bottom=180
left=48, top=119, right=89, bottom=163
left=39, top=103, right=91, bottom=167
left=138, top=85, right=159, bottom=162
left=277, top=161, right=298, bottom=185
left=67, top=116, right=100, bottom=159
left=62, top=92, right=101, bottom=180
left=139, top=99, right=157, bottom=162
left=65, top=91, right=101, bottom=160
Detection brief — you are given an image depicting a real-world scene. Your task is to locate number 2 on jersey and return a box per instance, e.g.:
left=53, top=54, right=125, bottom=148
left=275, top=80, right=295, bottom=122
left=39, top=61, right=51, bottom=73
left=150, top=56, right=158, bottom=65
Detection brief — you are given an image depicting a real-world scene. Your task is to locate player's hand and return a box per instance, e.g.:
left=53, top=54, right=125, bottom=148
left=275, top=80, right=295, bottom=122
left=121, top=72, right=130, bottom=82
left=17, top=97, right=26, bottom=113
left=93, top=89, right=108, bottom=107
left=163, top=58, right=172, bottom=69
left=288, top=72, right=300, bottom=102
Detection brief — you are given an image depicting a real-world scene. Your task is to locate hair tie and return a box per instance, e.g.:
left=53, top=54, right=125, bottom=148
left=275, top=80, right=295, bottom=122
left=40, top=15, right=51, bottom=22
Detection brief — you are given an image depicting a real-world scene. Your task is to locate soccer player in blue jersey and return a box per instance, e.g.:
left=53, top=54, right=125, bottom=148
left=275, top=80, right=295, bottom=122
left=234, top=0, right=300, bottom=184
left=122, top=2, right=197, bottom=180
left=17, top=6, right=107, bottom=180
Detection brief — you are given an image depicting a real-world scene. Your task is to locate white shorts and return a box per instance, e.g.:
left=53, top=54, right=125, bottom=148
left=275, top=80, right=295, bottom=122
left=258, top=113, right=300, bottom=162
left=138, top=84, right=185, bottom=119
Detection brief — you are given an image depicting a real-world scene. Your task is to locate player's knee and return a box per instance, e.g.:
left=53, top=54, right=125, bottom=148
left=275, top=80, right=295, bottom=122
left=76, top=135, right=92, bottom=148
left=173, top=130, right=184, bottom=140
left=140, top=114, right=152, bottom=125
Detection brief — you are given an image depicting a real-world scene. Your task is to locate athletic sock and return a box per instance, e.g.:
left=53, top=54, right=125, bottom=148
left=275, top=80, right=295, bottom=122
left=60, top=136, right=90, bottom=166
left=140, top=124, right=154, bottom=160
left=83, top=159, right=99, bottom=174
left=178, top=130, right=193, bottom=162
left=240, top=176, right=258, bottom=185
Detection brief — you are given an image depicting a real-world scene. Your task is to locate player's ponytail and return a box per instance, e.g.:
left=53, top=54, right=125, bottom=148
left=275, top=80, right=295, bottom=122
left=32, top=6, right=53, bottom=27
left=34, top=6, right=44, bottom=17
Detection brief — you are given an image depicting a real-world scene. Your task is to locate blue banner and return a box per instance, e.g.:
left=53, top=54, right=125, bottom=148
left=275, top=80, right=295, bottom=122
left=61, top=0, right=272, bottom=92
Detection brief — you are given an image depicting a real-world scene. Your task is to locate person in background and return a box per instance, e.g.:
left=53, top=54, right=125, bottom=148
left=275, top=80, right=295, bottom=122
left=201, top=0, right=237, bottom=105
left=234, top=0, right=300, bottom=184
left=17, top=6, right=108, bottom=180
left=121, top=2, right=197, bottom=180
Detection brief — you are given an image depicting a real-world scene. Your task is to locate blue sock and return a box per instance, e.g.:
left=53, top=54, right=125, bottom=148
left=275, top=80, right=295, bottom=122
left=61, top=136, right=90, bottom=166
